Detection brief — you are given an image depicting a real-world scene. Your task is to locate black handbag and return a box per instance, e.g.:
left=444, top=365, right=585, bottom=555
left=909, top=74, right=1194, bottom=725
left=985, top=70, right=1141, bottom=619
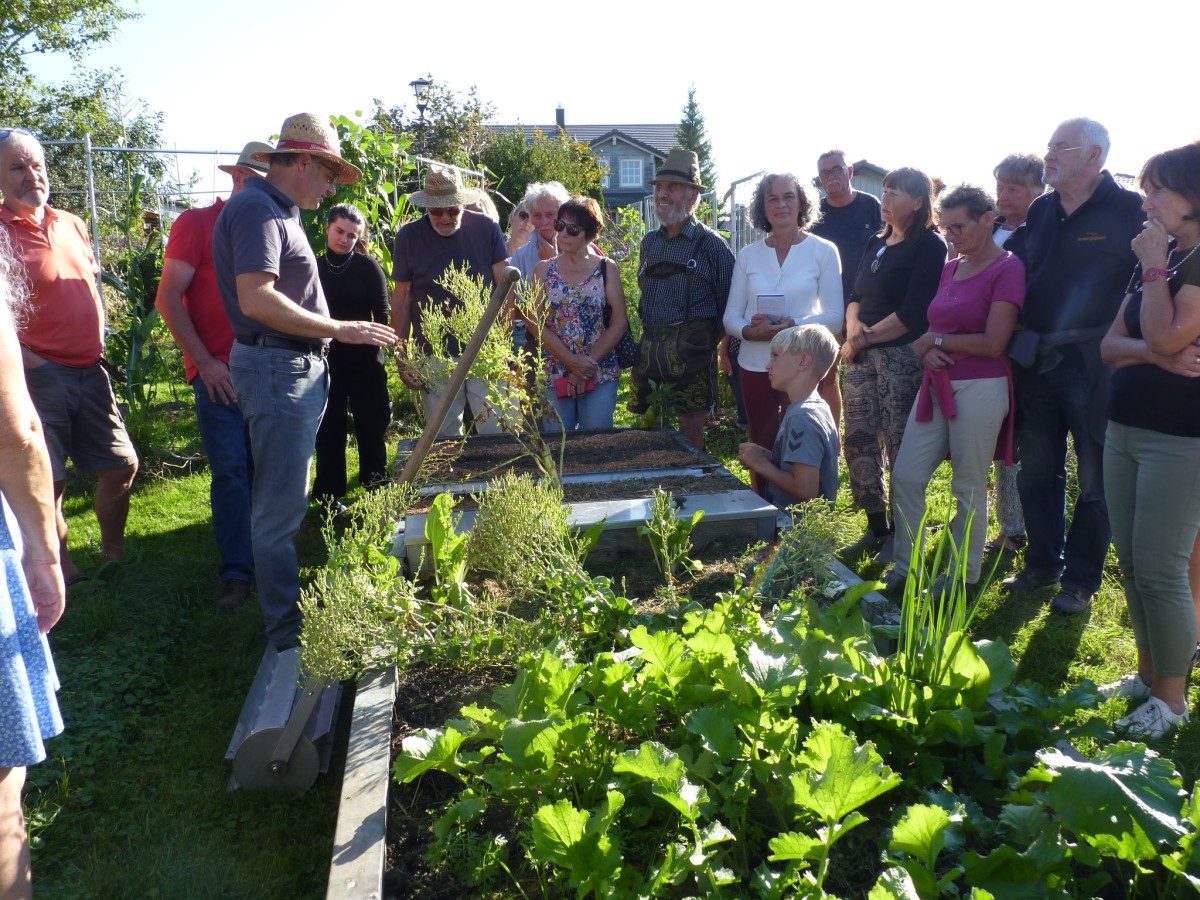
left=599, top=257, right=638, bottom=369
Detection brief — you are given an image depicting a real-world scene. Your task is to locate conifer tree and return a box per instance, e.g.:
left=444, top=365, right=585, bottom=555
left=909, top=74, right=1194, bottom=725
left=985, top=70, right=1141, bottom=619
left=675, top=85, right=718, bottom=192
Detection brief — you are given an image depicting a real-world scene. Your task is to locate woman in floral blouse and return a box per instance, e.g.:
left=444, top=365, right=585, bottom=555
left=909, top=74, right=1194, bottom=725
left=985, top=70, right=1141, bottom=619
left=532, top=196, right=628, bottom=430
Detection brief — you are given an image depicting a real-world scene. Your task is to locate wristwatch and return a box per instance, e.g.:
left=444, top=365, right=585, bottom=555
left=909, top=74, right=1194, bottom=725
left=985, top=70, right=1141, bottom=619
left=933, top=334, right=944, bottom=348
left=1143, top=268, right=1170, bottom=283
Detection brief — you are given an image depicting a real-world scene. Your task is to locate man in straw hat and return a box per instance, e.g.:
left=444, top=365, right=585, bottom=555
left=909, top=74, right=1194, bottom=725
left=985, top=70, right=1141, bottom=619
left=213, top=113, right=396, bottom=652
left=391, top=164, right=510, bottom=437
left=630, top=147, right=734, bottom=449
left=155, top=141, right=272, bottom=612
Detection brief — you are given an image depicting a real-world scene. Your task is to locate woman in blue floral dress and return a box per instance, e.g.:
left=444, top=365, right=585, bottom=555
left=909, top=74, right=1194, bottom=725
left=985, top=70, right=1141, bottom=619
left=532, top=196, right=629, bottom=430
left=0, top=228, right=64, bottom=897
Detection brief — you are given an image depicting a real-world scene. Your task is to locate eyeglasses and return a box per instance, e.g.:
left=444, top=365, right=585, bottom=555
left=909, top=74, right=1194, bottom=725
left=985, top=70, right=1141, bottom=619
left=428, top=207, right=462, bottom=219
left=1046, top=144, right=1085, bottom=156
left=818, top=165, right=846, bottom=179
left=314, top=157, right=340, bottom=186
left=515, top=209, right=529, bottom=220
left=554, top=219, right=585, bottom=237
left=0, top=127, right=35, bottom=142
left=938, top=222, right=969, bottom=237
left=869, top=245, right=887, bottom=273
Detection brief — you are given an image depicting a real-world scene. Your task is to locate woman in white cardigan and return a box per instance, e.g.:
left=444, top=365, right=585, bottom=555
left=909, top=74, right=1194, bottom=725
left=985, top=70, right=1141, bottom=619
left=724, top=173, right=843, bottom=491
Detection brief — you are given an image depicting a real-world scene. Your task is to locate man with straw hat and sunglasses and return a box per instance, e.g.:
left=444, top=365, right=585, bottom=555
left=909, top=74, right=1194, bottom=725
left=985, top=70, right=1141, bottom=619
left=213, top=113, right=396, bottom=652
left=391, top=164, right=510, bottom=437
left=155, top=141, right=272, bottom=613
left=630, top=147, right=735, bottom=450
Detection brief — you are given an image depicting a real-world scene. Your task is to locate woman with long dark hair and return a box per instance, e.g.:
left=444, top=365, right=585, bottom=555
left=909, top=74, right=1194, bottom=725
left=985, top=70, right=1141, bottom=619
left=312, top=204, right=392, bottom=508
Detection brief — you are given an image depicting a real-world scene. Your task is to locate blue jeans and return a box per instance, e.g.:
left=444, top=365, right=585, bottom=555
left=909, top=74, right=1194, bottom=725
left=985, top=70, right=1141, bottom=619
left=1015, top=363, right=1110, bottom=593
left=229, top=343, right=328, bottom=650
left=544, top=379, right=619, bottom=431
left=192, top=378, right=254, bottom=583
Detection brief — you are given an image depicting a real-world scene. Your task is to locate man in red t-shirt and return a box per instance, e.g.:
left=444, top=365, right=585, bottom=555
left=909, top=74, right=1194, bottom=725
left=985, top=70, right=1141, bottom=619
left=0, top=129, right=139, bottom=586
left=155, top=142, right=271, bottom=610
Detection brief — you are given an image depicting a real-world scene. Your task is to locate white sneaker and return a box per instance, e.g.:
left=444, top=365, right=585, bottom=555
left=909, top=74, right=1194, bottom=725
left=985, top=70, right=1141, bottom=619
left=1099, top=672, right=1152, bottom=703
left=1116, top=696, right=1189, bottom=741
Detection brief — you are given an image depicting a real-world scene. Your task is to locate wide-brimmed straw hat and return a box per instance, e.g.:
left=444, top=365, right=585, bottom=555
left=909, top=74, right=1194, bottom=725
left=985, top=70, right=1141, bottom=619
left=217, top=141, right=273, bottom=177
left=650, top=147, right=705, bottom=191
left=407, top=164, right=481, bottom=208
left=251, top=113, right=362, bottom=185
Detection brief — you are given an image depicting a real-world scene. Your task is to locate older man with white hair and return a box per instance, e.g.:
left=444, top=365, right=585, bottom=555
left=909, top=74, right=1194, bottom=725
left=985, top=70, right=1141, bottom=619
left=509, top=180, right=571, bottom=281
left=0, top=127, right=139, bottom=588
left=1005, top=117, right=1144, bottom=615
left=629, top=148, right=735, bottom=450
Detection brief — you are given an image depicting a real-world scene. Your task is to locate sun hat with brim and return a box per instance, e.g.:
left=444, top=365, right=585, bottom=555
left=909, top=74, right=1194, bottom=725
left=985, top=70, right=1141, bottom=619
left=650, top=147, right=705, bottom=191
left=251, top=113, right=362, bottom=185
left=407, top=164, right=481, bottom=208
left=217, top=141, right=274, bottom=177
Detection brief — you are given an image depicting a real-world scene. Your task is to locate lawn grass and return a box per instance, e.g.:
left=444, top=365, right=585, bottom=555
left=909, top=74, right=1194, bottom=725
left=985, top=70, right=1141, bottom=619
left=28, top=397, right=347, bottom=899
left=27, top=374, right=1196, bottom=898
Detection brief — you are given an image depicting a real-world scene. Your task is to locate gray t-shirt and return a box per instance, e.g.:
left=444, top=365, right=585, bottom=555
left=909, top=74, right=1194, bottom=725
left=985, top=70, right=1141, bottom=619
left=212, top=177, right=328, bottom=342
left=391, top=210, right=508, bottom=354
left=766, top=393, right=840, bottom=508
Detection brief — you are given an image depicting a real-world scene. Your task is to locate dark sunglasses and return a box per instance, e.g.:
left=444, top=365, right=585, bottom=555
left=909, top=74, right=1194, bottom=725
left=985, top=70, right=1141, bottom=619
left=554, top=219, right=585, bottom=237
left=0, top=127, right=35, bottom=142
left=515, top=209, right=529, bottom=220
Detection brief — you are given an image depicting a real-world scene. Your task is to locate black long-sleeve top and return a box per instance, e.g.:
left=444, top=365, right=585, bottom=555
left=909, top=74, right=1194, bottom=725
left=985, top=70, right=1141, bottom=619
left=848, top=228, right=947, bottom=348
left=318, top=250, right=390, bottom=364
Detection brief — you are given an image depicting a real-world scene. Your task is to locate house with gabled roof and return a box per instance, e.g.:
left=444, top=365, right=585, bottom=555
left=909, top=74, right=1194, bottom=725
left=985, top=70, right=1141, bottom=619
left=496, top=107, right=676, bottom=208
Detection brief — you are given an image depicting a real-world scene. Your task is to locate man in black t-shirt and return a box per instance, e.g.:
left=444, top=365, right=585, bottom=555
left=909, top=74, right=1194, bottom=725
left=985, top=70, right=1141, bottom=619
left=810, top=150, right=882, bottom=427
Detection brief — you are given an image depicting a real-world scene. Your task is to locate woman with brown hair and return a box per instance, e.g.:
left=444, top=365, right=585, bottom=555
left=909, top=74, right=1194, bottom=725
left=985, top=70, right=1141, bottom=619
left=723, top=173, right=842, bottom=493
left=533, top=196, right=628, bottom=430
left=840, top=168, right=947, bottom=563
left=1099, top=141, right=1200, bottom=739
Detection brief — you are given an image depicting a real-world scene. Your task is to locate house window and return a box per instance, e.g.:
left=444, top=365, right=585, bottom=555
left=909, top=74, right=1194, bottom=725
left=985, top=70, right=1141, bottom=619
left=619, top=158, right=642, bottom=188
left=600, top=168, right=610, bottom=189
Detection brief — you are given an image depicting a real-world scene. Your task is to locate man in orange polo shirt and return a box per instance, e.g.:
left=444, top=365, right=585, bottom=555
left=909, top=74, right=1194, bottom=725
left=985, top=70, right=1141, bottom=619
left=0, top=128, right=138, bottom=585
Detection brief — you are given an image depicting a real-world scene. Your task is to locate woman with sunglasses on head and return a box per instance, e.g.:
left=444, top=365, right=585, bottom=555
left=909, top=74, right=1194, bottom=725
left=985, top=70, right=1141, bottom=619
left=532, top=196, right=627, bottom=430
left=1099, top=141, right=1200, bottom=740
left=312, top=204, right=391, bottom=510
left=840, top=168, right=947, bottom=564
left=723, top=173, right=842, bottom=494
left=885, top=185, right=1025, bottom=593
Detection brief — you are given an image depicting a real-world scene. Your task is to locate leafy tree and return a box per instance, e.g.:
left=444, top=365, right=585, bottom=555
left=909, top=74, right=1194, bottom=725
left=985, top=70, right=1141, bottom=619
left=1, top=0, right=136, bottom=74
left=372, top=83, right=495, bottom=170
left=676, top=85, right=718, bottom=193
left=0, top=0, right=169, bottom=223
left=481, top=127, right=604, bottom=225
left=1, top=69, right=168, bottom=221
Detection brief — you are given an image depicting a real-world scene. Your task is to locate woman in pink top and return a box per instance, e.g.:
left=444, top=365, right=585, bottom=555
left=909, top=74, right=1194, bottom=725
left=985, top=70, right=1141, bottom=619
left=886, top=185, right=1025, bottom=592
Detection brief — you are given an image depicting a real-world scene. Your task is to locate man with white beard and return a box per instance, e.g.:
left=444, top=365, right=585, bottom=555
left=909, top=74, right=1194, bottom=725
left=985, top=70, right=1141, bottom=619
left=629, top=148, right=734, bottom=450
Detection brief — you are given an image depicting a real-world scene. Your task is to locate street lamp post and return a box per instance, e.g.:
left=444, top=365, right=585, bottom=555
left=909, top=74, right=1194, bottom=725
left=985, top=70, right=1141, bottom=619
left=408, top=74, right=432, bottom=157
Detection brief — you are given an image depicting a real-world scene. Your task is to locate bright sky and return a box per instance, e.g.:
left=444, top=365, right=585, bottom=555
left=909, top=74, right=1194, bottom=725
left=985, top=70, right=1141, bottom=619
left=31, top=0, right=1200, bottom=206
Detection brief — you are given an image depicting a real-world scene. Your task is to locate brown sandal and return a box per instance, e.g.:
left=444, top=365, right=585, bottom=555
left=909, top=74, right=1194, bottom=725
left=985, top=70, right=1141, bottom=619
left=985, top=534, right=1027, bottom=555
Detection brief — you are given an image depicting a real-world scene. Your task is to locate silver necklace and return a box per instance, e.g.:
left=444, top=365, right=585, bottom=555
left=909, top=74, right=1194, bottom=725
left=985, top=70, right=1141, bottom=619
left=1167, top=242, right=1200, bottom=276
left=325, top=252, right=353, bottom=275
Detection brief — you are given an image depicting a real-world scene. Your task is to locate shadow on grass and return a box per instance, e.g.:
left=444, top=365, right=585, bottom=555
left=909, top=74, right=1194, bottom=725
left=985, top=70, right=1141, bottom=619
left=30, top=476, right=343, bottom=899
